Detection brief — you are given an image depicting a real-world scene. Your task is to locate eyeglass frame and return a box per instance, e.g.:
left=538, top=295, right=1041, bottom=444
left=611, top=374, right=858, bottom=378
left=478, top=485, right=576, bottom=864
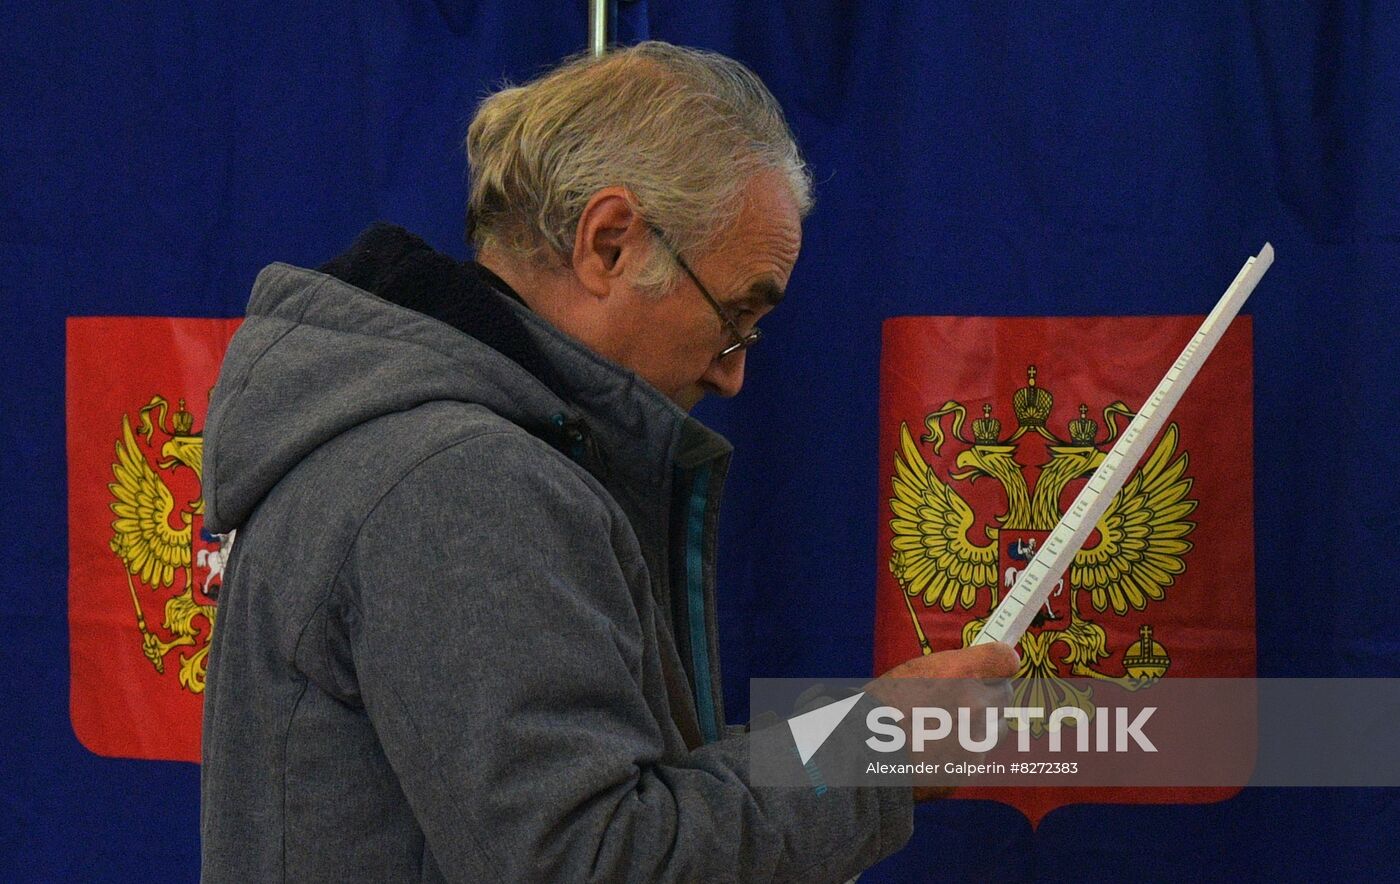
left=645, top=224, right=763, bottom=359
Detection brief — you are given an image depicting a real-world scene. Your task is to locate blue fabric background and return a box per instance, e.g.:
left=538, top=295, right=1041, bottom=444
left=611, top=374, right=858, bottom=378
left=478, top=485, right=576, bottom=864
left=4, top=1, right=1397, bottom=879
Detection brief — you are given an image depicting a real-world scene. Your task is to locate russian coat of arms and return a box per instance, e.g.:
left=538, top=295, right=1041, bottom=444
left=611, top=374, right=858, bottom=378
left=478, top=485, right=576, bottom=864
left=107, top=395, right=222, bottom=693
left=888, top=366, right=1192, bottom=731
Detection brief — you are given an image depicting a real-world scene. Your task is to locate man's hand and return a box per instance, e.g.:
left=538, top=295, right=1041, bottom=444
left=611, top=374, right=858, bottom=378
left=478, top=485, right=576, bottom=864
left=865, top=643, right=1020, bottom=802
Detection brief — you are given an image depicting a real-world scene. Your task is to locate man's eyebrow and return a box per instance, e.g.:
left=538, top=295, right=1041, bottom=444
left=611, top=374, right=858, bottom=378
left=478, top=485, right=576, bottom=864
left=742, top=279, right=785, bottom=307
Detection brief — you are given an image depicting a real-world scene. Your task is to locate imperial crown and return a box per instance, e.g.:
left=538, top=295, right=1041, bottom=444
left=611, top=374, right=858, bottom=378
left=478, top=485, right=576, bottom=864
left=972, top=403, right=1002, bottom=445
left=1013, top=365, right=1053, bottom=427
left=172, top=398, right=194, bottom=435
left=1069, top=404, right=1098, bottom=446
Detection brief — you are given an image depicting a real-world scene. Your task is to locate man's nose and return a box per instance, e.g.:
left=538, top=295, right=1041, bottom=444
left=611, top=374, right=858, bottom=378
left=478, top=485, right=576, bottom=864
left=700, top=351, right=747, bottom=398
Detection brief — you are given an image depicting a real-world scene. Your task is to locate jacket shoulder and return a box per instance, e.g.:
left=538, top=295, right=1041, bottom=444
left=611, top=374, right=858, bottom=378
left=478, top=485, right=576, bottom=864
left=299, top=400, right=601, bottom=529
left=369, top=404, right=612, bottom=519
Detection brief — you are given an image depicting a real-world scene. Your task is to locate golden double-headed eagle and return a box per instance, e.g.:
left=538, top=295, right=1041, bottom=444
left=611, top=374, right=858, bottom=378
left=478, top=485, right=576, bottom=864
left=889, top=367, right=1196, bottom=725
left=108, top=395, right=218, bottom=692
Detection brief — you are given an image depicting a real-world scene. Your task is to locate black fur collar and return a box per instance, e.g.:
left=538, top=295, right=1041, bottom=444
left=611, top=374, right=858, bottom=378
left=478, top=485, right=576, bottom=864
left=318, top=223, right=571, bottom=401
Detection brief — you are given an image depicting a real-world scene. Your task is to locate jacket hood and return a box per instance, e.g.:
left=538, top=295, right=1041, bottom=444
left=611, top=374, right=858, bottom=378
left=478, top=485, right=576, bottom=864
left=203, top=223, right=730, bottom=534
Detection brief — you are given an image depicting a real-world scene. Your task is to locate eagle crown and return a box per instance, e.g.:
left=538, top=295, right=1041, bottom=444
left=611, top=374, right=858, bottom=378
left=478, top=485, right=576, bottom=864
left=1012, top=365, right=1053, bottom=427
left=171, top=398, right=194, bottom=435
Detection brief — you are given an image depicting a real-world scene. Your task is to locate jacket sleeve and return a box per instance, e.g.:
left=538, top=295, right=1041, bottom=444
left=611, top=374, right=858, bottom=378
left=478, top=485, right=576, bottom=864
left=340, top=431, right=912, bottom=883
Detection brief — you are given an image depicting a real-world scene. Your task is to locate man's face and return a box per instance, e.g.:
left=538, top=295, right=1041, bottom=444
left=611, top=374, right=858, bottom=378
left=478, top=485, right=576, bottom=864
left=617, top=170, right=802, bottom=410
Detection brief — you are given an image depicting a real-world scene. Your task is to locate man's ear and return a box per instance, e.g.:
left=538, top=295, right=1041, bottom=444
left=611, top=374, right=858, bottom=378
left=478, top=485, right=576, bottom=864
left=572, top=187, right=647, bottom=298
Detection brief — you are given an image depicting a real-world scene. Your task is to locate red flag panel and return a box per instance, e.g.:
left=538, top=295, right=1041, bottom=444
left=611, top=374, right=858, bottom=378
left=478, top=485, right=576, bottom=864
left=875, top=315, right=1255, bottom=824
left=66, top=317, right=240, bottom=762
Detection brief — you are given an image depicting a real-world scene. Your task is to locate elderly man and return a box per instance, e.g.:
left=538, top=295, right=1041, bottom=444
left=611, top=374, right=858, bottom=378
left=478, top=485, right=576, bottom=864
left=200, top=42, right=1016, bottom=881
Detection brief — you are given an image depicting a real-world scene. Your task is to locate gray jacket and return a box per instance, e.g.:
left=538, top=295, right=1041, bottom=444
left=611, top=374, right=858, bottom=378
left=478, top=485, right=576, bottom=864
left=199, top=226, right=911, bottom=882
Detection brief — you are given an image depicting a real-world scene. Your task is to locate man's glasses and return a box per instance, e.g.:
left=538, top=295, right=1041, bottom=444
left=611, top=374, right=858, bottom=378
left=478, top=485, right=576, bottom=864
left=647, top=225, right=762, bottom=359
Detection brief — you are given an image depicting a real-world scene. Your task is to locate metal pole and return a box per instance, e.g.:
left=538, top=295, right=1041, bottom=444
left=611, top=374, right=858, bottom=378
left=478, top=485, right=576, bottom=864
left=589, top=0, right=609, bottom=56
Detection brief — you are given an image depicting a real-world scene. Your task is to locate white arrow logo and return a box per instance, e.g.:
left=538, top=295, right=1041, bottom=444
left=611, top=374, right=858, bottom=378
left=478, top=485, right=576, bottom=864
left=788, top=692, right=866, bottom=764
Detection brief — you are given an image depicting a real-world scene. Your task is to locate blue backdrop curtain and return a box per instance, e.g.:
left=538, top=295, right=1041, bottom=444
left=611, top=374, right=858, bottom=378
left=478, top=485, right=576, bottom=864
left=4, top=1, right=1397, bottom=879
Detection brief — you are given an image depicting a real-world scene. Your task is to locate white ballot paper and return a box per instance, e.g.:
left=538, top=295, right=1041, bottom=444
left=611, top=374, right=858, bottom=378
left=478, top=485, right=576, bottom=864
left=972, top=244, right=1274, bottom=648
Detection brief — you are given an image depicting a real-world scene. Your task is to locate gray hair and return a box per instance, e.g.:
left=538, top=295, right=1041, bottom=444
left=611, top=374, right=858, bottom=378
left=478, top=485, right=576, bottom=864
left=465, top=41, right=812, bottom=293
